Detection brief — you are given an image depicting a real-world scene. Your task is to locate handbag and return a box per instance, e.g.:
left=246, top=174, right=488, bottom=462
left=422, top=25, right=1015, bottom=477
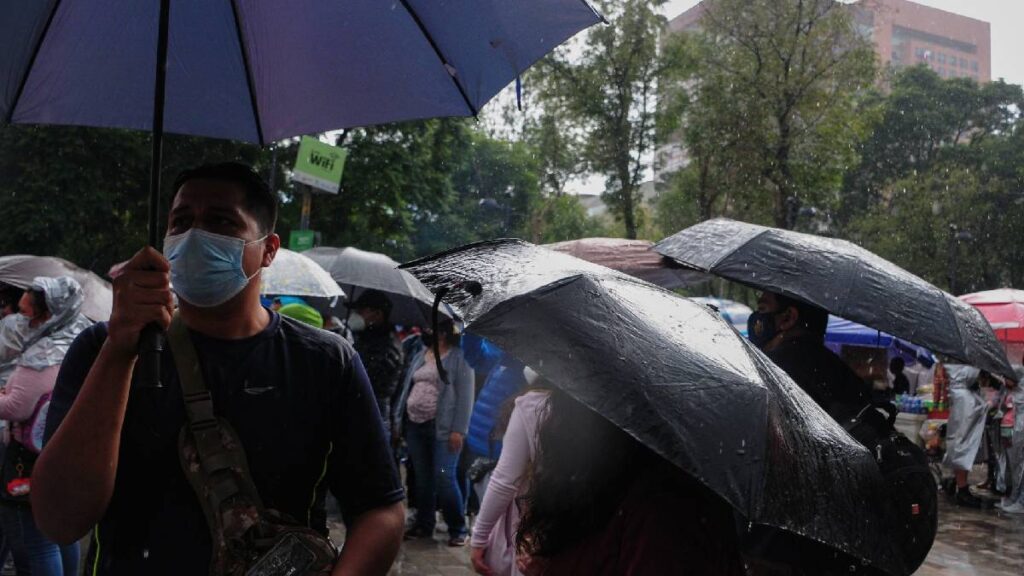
left=167, top=314, right=337, bottom=576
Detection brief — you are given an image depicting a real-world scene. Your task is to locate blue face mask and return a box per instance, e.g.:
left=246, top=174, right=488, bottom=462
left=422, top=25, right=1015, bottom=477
left=163, top=229, right=265, bottom=308
left=747, top=311, right=779, bottom=349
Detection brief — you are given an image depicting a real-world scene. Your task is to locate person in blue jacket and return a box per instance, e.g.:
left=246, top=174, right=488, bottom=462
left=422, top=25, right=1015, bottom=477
left=462, top=333, right=527, bottom=499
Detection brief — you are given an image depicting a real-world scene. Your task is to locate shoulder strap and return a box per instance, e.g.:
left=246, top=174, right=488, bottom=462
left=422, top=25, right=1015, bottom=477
left=167, top=313, right=217, bottom=429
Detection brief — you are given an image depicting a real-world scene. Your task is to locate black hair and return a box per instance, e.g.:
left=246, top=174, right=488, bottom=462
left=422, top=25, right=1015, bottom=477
left=889, top=357, right=906, bottom=372
left=774, top=294, right=829, bottom=336
left=516, top=388, right=655, bottom=558
left=172, top=162, right=277, bottom=234
left=0, top=284, right=23, bottom=313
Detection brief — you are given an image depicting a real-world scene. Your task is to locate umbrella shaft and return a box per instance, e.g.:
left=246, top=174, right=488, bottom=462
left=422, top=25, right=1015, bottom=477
left=148, top=0, right=171, bottom=247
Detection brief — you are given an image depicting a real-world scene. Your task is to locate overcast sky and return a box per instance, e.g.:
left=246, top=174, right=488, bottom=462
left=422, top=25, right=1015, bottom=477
left=662, top=0, right=1024, bottom=86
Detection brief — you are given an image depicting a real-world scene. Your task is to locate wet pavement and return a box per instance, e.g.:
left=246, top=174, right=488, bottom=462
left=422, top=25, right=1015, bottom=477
left=331, top=495, right=1024, bottom=576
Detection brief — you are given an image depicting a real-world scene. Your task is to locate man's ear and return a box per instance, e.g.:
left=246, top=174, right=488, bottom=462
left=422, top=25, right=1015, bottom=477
left=777, top=306, right=799, bottom=331
left=262, top=234, right=281, bottom=267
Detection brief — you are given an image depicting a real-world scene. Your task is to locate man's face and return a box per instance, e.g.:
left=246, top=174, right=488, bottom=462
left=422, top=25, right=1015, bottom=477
left=756, top=292, right=780, bottom=315
left=167, top=179, right=278, bottom=277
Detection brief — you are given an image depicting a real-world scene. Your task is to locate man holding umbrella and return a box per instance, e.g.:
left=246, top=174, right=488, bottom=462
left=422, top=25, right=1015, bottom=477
left=31, top=163, right=405, bottom=575
left=350, top=289, right=403, bottom=438
left=748, top=291, right=872, bottom=420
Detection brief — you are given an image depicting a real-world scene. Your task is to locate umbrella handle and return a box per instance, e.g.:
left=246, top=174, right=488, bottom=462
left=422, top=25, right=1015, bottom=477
left=136, top=324, right=165, bottom=388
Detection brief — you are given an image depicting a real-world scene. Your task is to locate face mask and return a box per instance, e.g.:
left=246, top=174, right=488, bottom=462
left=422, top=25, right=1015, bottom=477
left=163, top=228, right=265, bottom=308
left=347, top=311, right=367, bottom=332
left=747, top=311, right=778, bottom=349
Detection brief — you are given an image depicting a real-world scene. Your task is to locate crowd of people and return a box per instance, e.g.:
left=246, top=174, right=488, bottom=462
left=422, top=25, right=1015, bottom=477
left=0, top=161, right=1018, bottom=576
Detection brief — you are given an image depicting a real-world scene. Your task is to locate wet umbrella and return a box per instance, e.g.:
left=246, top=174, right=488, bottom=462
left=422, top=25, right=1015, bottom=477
left=0, top=255, right=112, bottom=321
left=401, top=239, right=908, bottom=575
left=2, top=0, right=602, bottom=382
left=304, top=246, right=449, bottom=328
left=260, top=248, right=344, bottom=300
left=544, top=237, right=706, bottom=289
left=655, top=218, right=1014, bottom=381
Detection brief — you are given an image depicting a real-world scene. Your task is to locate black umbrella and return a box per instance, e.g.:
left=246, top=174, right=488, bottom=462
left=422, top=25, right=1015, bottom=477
left=655, top=218, right=1014, bottom=381
left=401, top=239, right=907, bottom=576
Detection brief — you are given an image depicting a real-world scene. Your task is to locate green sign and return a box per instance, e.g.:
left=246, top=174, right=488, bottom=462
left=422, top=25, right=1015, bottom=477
left=289, top=229, right=316, bottom=252
left=292, top=136, right=347, bottom=194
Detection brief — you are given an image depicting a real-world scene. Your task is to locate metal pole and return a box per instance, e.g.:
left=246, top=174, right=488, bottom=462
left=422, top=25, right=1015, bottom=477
left=300, top=186, right=312, bottom=230
left=137, top=0, right=172, bottom=389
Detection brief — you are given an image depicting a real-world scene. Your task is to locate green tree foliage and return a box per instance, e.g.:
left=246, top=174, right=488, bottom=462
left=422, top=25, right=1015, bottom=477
left=531, top=0, right=680, bottom=239
left=668, top=0, right=876, bottom=229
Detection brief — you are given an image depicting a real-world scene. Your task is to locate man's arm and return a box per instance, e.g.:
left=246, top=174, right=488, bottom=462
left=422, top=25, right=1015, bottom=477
left=32, top=248, right=174, bottom=544
left=332, top=502, right=404, bottom=576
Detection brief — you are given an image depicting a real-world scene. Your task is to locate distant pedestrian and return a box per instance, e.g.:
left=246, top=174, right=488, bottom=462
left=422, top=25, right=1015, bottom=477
left=890, top=357, right=910, bottom=396
left=397, top=320, right=474, bottom=546
left=351, top=290, right=403, bottom=435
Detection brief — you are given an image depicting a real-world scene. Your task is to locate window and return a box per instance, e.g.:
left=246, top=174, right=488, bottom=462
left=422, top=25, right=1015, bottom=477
left=960, top=57, right=968, bottom=69
left=915, top=47, right=926, bottom=59
left=971, top=60, right=979, bottom=72
left=937, top=53, right=946, bottom=64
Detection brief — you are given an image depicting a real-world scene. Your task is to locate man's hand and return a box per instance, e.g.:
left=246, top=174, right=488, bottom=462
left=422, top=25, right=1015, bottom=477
left=448, top=432, right=464, bottom=454
left=470, top=546, right=494, bottom=575
left=106, top=247, right=174, bottom=358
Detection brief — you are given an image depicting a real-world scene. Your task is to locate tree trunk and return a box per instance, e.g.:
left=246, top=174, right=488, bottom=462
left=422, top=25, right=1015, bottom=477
left=622, top=181, right=638, bottom=239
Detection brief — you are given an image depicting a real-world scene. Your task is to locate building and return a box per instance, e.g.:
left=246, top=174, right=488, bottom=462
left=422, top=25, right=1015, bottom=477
left=656, top=0, right=991, bottom=179
left=855, top=0, right=990, bottom=82
left=669, top=0, right=990, bottom=82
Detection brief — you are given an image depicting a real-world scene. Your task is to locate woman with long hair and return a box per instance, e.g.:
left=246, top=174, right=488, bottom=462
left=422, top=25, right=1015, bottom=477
left=513, top=388, right=744, bottom=576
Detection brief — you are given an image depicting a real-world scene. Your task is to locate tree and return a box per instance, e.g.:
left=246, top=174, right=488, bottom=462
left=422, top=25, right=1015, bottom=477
left=840, top=66, right=1024, bottom=223
left=531, top=0, right=681, bottom=239
left=676, top=0, right=876, bottom=229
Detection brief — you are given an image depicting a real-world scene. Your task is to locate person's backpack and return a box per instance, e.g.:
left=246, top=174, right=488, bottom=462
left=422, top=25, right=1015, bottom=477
left=843, top=404, right=937, bottom=574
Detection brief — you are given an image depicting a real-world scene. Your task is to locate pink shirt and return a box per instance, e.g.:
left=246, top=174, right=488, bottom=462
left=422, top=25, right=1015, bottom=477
left=406, top=360, right=442, bottom=424
left=471, top=391, right=549, bottom=576
left=1, top=364, right=59, bottom=446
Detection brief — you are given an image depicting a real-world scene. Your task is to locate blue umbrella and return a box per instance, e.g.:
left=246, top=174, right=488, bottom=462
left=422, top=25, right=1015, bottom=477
left=825, top=316, right=935, bottom=368
left=1, top=0, right=602, bottom=384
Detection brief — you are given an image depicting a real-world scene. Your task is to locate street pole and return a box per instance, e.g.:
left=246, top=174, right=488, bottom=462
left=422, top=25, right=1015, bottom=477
left=300, top=185, right=312, bottom=230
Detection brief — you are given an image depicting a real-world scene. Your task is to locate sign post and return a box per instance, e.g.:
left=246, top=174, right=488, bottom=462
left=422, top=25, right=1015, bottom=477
left=291, top=136, right=347, bottom=240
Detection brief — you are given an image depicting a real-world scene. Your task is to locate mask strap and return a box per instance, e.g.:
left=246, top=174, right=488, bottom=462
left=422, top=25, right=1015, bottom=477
left=244, top=235, right=269, bottom=282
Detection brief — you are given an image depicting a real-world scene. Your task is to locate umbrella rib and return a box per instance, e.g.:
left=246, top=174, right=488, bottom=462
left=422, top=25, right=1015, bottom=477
left=396, top=0, right=478, bottom=118
left=5, top=0, right=63, bottom=123
left=228, top=0, right=265, bottom=145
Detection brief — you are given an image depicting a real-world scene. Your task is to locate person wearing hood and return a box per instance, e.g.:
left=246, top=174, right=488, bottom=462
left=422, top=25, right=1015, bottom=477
left=999, top=364, right=1024, bottom=514
left=942, top=365, right=990, bottom=508
left=350, top=290, right=403, bottom=436
left=0, top=276, right=90, bottom=576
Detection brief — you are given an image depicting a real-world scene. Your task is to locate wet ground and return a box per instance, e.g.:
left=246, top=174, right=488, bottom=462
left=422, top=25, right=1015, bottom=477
left=329, top=494, right=1024, bottom=576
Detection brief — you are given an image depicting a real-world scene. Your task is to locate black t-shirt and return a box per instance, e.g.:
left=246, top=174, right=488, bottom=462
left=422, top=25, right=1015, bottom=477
left=44, top=312, right=404, bottom=576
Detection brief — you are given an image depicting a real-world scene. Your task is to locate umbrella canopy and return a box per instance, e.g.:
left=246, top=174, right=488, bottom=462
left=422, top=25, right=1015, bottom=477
left=0, top=255, right=111, bottom=321
left=305, top=246, right=448, bottom=328
left=959, top=289, right=1024, bottom=343
left=402, top=239, right=906, bottom=575
left=2, top=0, right=602, bottom=144
left=544, top=237, right=705, bottom=289
left=689, top=296, right=752, bottom=335
left=655, top=218, right=1014, bottom=381
left=260, top=248, right=344, bottom=300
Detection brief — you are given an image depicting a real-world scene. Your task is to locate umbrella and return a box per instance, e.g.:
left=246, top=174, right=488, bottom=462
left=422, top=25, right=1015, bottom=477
left=0, top=255, right=111, bottom=321
left=655, top=218, right=1014, bottom=381
left=304, top=246, right=449, bottom=328
left=689, top=296, right=752, bottom=335
left=959, top=289, right=1024, bottom=343
left=401, top=239, right=907, bottom=575
left=2, top=0, right=602, bottom=382
left=260, top=248, right=344, bottom=300
left=544, top=237, right=705, bottom=289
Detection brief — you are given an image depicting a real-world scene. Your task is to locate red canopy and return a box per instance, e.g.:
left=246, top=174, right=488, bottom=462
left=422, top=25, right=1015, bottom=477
left=959, top=289, right=1024, bottom=343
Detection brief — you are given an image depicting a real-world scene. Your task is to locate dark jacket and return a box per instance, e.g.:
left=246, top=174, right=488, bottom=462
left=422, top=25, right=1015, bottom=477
left=353, top=324, right=403, bottom=424
left=767, top=334, right=872, bottom=420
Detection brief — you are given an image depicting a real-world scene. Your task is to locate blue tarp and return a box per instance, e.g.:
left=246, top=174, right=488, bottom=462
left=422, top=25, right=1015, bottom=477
left=826, top=316, right=935, bottom=367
